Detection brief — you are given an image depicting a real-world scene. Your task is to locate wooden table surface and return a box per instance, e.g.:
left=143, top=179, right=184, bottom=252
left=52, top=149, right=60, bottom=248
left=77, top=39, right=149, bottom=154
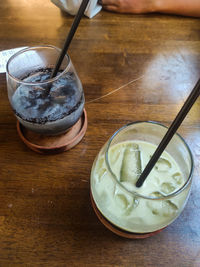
left=0, top=0, right=200, bottom=266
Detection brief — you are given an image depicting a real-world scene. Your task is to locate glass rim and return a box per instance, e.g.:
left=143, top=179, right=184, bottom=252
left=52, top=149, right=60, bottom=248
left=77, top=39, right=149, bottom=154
left=105, top=120, right=194, bottom=201
left=6, top=45, right=71, bottom=86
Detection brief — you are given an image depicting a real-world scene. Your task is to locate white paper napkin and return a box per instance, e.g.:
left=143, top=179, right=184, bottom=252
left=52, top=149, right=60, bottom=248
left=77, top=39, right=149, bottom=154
left=51, top=0, right=102, bottom=18
left=0, top=47, right=27, bottom=73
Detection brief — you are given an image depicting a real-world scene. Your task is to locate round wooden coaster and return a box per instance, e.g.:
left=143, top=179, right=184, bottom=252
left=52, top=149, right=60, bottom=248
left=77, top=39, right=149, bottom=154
left=90, top=192, right=164, bottom=239
left=17, top=109, right=87, bottom=154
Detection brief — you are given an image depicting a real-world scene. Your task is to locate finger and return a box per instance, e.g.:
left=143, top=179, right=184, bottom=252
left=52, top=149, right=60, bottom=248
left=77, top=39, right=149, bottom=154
left=98, top=0, right=117, bottom=6
left=102, top=5, right=118, bottom=12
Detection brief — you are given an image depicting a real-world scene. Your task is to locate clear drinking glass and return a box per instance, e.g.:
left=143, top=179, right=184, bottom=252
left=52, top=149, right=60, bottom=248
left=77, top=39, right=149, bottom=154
left=90, top=121, right=193, bottom=234
left=6, top=45, right=84, bottom=135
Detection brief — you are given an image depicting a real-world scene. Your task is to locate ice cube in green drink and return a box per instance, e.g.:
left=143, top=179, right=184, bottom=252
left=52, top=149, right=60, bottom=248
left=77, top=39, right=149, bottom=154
left=120, top=143, right=142, bottom=184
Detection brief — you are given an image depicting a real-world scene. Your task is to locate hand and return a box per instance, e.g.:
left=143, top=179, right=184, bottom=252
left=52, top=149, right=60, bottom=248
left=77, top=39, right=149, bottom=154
left=98, top=0, right=156, bottom=14
left=98, top=0, right=200, bottom=17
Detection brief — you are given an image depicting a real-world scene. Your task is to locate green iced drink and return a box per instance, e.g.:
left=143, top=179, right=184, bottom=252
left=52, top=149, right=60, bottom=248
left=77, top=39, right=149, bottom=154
left=91, top=140, right=191, bottom=233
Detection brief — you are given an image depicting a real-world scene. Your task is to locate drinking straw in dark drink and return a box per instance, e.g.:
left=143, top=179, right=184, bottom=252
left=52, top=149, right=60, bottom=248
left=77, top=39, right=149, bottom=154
left=136, top=78, right=200, bottom=188
left=50, top=0, right=90, bottom=80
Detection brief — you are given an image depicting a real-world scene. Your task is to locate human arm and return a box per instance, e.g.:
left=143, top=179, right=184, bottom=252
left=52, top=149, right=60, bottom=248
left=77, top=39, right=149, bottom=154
left=99, top=0, right=200, bottom=17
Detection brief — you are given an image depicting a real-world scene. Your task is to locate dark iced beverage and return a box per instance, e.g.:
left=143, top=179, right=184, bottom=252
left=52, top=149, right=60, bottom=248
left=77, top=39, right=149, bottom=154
left=11, top=69, right=84, bottom=135
left=6, top=46, right=85, bottom=136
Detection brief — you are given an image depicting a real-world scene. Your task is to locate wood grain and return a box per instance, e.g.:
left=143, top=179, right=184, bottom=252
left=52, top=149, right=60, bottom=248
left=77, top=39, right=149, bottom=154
left=0, top=0, right=200, bottom=266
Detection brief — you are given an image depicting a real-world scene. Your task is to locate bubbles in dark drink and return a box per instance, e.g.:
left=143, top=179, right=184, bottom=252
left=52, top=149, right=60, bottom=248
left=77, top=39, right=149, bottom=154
left=11, top=68, right=84, bottom=135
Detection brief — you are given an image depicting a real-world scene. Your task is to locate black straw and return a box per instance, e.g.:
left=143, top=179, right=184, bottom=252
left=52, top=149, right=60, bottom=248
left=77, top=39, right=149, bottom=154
left=136, top=78, right=200, bottom=188
left=50, top=0, right=90, bottom=79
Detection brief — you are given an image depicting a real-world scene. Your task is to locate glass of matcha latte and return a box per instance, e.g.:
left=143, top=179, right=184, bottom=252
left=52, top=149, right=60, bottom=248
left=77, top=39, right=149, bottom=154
left=90, top=121, right=193, bottom=238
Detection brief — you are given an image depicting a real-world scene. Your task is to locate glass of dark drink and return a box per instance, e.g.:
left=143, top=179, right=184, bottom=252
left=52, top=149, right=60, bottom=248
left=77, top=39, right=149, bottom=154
left=6, top=45, right=85, bottom=136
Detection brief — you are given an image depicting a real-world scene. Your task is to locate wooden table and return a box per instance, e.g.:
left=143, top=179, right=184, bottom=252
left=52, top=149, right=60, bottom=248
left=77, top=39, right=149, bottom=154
left=0, top=0, right=200, bottom=266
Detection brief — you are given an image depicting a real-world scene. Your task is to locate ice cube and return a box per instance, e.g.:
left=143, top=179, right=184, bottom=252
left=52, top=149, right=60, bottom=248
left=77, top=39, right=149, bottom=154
left=110, top=145, right=123, bottom=165
left=161, top=182, right=176, bottom=194
left=115, top=193, right=129, bottom=209
left=172, top=172, right=183, bottom=185
left=120, top=143, right=142, bottom=184
left=155, top=158, right=172, bottom=172
left=147, top=192, right=178, bottom=217
left=163, top=200, right=178, bottom=217
left=114, top=190, right=139, bottom=215
left=95, top=156, right=107, bottom=182
left=147, top=192, right=163, bottom=215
